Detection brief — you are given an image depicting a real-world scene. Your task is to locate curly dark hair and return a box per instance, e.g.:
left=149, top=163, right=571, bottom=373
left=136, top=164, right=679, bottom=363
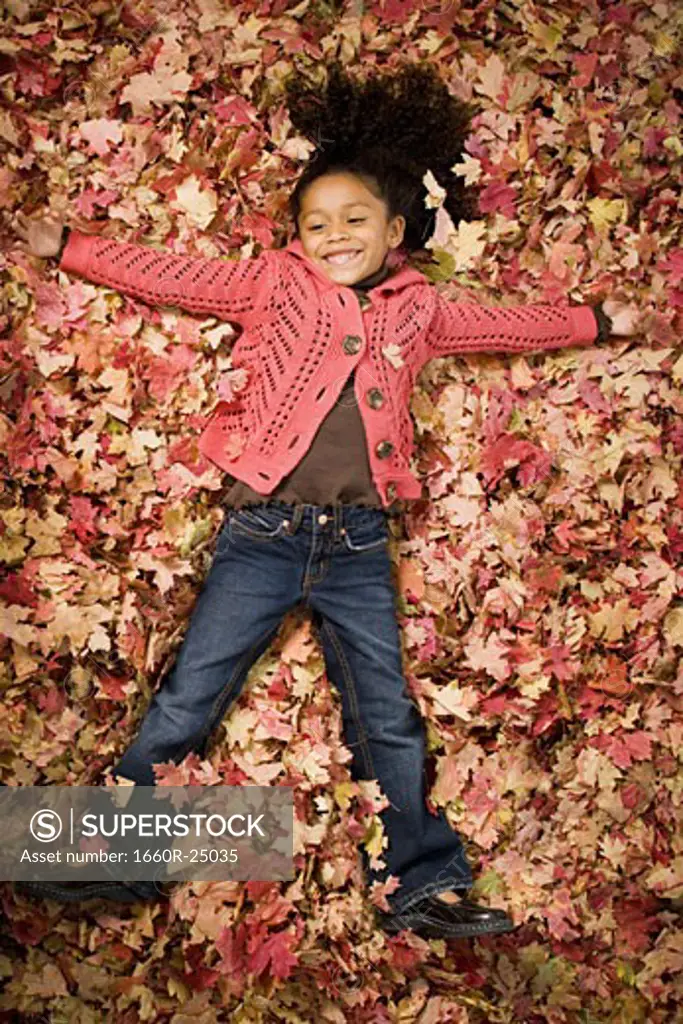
left=281, top=59, right=480, bottom=253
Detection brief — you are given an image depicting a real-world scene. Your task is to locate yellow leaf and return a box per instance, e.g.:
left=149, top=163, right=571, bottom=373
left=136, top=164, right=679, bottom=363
left=427, top=218, right=487, bottom=273
left=0, top=605, right=34, bottom=646
left=224, top=707, right=259, bottom=749
left=362, top=817, right=387, bottom=859
left=451, top=220, right=488, bottom=271
left=451, top=153, right=483, bottom=188
left=644, top=459, right=678, bottom=501
left=25, top=507, right=68, bottom=557
left=588, top=598, right=639, bottom=642
left=475, top=53, right=506, bottom=102
left=0, top=533, right=30, bottom=565
left=333, top=781, right=357, bottom=811
left=653, top=30, right=677, bottom=57
left=507, top=70, right=541, bottom=113
left=530, top=20, right=564, bottom=54
left=34, top=350, right=75, bottom=377
left=172, top=175, right=218, bottom=230
left=423, top=169, right=446, bottom=209
left=430, top=680, right=479, bottom=721
left=664, top=135, right=683, bottom=158
left=587, top=197, right=627, bottom=235
left=663, top=606, right=683, bottom=647
left=167, top=977, right=191, bottom=1001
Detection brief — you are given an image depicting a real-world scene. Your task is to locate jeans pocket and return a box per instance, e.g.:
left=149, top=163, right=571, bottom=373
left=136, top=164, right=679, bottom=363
left=228, top=507, right=290, bottom=543
left=341, top=520, right=389, bottom=553
left=215, top=519, right=234, bottom=558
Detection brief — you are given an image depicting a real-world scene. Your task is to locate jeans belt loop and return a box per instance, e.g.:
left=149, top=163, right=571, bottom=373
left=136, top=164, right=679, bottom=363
left=289, top=506, right=304, bottom=535
left=333, top=504, right=343, bottom=541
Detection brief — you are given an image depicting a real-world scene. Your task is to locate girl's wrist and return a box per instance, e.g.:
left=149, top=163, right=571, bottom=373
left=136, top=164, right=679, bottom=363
left=592, top=302, right=613, bottom=342
left=56, top=226, right=71, bottom=261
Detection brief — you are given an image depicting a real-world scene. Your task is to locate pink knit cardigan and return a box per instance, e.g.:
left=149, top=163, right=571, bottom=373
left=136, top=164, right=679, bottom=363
left=60, top=231, right=599, bottom=507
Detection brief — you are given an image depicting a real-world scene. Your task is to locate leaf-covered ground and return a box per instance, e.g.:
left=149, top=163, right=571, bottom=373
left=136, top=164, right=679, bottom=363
left=1, top=0, right=682, bottom=1021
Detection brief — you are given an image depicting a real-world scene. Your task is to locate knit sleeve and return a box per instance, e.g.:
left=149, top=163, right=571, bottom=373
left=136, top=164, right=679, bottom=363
left=422, top=292, right=600, bottom=362
left=58, top=230, right=276, bottom=327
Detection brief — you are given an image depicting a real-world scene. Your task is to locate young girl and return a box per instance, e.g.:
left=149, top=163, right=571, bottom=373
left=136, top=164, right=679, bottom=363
left=14, top=61, right=637, bottom=937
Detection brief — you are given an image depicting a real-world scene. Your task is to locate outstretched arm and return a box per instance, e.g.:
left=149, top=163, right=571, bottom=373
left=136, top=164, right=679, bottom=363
left=57, top=227, right=276, bottom=328
left=421, top=291, right=608, bottom=364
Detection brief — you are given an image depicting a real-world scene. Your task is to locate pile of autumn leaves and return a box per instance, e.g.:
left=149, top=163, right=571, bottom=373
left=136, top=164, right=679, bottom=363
left=1, top=0, right=682, bottom=1021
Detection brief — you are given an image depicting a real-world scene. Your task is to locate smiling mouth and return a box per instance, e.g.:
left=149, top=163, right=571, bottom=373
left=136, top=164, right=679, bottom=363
left=324, top=250, right=363, bottom=266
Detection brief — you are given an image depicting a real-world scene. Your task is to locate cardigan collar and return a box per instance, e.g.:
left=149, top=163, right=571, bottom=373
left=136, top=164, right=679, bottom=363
left=352, top=260, right=392, bottom=291
left=282, top=237, right=426, bottom=296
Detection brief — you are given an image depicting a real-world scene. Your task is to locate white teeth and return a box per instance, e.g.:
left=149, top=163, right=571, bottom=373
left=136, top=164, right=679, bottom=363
left=326, top=251, right=360, bottom=265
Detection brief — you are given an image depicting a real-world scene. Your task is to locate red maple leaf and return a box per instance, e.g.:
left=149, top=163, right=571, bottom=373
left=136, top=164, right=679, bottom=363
left=69, top=495, right=100, bottom=543
left=370, top=0, right=420, bottom=22
left=0, top=571, right=39, bottom=608
left=98, top=673, right=130, bottom=701
left=613, top=894, right=663, bottom=955
left=247, top=927, right=300, bottom=980
left=36, top=686, right=67, bottom=717
left=478, top=181, right=518, bottom=219
left=214, top=95, right=258, bottom=125
left=216, top=922, right=248, bottom=979
left=386, top=935, right=427, bottom=970
left=480, top=434, right=553, bottom=489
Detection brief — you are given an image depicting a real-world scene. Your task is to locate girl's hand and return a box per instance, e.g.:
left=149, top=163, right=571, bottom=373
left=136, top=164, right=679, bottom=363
left=14, top=212, right=66, bottom=258
left=601, top=298, right=641, bottom=337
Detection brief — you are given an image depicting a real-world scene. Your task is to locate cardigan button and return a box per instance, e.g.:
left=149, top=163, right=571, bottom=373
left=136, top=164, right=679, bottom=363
left=357, top=293, right=372, bottom=310
left=376, top=440, right=394, bottom=459
left=367, top=387, right=384, bottom=409
left=342, top=334, right=362, bottom=355
left=387, top=483, right=397, bottom=500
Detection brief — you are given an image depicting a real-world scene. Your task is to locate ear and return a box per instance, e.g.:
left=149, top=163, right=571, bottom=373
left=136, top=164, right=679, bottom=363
left=389, top=214, right=406, bottom=249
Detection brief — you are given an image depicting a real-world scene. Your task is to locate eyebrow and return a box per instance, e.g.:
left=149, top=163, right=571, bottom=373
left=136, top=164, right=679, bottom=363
left=302, top=202, right=373, bottom=218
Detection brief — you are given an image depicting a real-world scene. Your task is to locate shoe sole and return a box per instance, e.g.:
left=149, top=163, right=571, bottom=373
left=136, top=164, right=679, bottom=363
left=377, top=912, right=517, bottom=938
left=14, top=881, right=157, bottom=903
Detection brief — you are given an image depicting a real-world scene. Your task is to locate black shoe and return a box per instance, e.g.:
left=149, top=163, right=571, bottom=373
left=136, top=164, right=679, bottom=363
left=14, top=880, right=167, bottom=904
left=376, top=892, right=516, bottom=939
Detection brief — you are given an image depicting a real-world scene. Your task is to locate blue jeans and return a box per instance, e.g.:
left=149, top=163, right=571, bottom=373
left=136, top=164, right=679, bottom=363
left=113, top=502, right=473, bottom=912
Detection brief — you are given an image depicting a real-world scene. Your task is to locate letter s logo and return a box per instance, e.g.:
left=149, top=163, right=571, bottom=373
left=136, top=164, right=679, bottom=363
left=30, top=809, right=63, bottom=842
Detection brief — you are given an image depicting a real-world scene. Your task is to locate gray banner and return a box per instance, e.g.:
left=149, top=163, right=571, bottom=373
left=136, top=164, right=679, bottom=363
left=0, top=785, right=293, bottom=884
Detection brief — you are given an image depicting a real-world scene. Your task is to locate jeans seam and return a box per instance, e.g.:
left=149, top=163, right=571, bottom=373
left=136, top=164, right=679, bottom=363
left=341, top=521, right=389, bottom=553
left=170, top=621, right=282, bottom=766
left=320, top=618, right=375, bottom=780
left=302, top=539, right=327, bottom=591
left=229, top=519, right=289, bottom=543
left=342, top=535, right=388, bottom=553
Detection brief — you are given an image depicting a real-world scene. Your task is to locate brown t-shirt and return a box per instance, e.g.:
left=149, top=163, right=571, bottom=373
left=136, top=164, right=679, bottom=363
left=219, top=259, right=396, bottom=513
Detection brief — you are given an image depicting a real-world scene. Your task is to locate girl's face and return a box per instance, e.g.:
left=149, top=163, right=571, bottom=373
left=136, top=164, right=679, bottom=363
left=297, top=172, right=405, bottom=285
